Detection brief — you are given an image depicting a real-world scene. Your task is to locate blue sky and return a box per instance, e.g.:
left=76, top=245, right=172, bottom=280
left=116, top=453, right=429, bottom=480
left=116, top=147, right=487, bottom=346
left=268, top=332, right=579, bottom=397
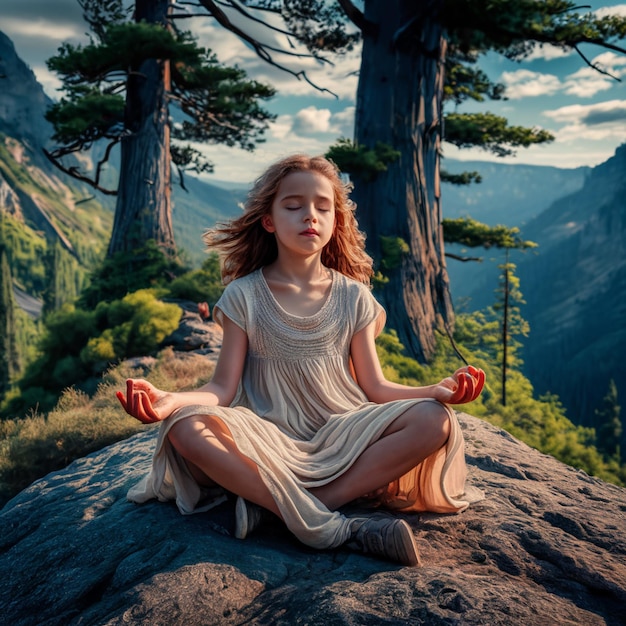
left=2, top=1, right=626, bottom=183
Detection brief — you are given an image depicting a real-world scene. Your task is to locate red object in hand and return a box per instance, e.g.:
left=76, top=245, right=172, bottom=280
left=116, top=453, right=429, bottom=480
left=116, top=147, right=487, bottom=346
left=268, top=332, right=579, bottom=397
left=448, top=366, right=485, bottom=404
left=116, top=379, right=160, bottom=424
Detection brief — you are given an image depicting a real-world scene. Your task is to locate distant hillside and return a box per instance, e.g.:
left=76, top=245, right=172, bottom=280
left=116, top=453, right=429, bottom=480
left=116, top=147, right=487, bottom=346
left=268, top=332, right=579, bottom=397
left=441, top=159, right=589, bottom=307
left=172, top=175, right=246, bottom=267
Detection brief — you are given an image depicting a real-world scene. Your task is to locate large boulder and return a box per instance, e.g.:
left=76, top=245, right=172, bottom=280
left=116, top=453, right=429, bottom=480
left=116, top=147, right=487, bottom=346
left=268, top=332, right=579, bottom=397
left=1, top=413, right=624, bottom=625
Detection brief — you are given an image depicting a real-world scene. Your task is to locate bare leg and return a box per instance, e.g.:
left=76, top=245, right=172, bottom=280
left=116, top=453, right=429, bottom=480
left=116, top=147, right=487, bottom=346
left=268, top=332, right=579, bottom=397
left=167, top=401, right=449, bottom=518
left=310, top=400, right=451, bottom=511
left=167, top=414, right=284, bottom=519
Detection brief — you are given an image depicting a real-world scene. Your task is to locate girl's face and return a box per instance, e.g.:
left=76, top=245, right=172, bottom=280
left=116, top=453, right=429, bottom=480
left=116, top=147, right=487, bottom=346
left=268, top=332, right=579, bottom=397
left=262, top=170, right=336, bottom=259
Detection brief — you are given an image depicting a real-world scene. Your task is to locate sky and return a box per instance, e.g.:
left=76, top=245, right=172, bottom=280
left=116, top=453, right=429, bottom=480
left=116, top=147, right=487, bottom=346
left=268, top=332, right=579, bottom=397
left=2, top=1, right=626, bottom=185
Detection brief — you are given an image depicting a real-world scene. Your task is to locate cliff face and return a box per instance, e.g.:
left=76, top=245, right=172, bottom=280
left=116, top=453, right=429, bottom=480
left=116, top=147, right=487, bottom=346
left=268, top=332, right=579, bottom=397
left=1, top=413, right=624, bottom=625
left=0, top=30, right=53, bottom=150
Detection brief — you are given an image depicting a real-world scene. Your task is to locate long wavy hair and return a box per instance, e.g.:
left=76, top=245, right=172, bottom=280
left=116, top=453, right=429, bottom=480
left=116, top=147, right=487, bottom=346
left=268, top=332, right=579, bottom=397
left=203, top=154, right=374, bottom=285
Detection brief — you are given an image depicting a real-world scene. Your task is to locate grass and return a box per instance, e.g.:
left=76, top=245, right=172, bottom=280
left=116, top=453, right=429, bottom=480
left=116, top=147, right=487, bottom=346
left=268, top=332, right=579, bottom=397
left=0, top=347, right=216, bottom=508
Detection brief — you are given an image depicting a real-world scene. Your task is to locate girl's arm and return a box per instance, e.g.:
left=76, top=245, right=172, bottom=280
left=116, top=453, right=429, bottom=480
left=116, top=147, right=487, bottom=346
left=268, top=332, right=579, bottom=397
left=350, top=320, right=484, bottom=405
left=117, top=316, right=248, bottom=423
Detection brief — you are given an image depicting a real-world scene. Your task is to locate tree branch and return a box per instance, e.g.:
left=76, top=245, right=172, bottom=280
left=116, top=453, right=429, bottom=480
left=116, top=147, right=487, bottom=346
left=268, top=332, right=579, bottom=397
left=43, top=142, right=119, bottom=196
left=574, top=43, right=622, bottom=81
left=445, top=251, right=483, bottom=262
left=336, top=0, right=374, bottom=34
left=194, top=0, right=339, bottom=96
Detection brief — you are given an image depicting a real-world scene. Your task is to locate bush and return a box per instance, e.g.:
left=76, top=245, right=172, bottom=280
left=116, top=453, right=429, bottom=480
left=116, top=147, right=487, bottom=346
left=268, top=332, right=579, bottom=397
left=78, top=240, right=188, bottom=308
left=166, top=253, right=225, bottom=306
left=5, top=290, right=181, bottom=417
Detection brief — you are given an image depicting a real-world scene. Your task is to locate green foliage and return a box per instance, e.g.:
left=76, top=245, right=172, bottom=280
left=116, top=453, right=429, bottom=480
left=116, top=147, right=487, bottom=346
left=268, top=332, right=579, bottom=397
left=443, top=217, right=537, bottom=250
left=444, top=58, right=505, bottom=105
left=45, top=91, right=125, bottom=145
left=440, top=170, right=482, bottom=185
left=379, top=236, right=410, bottom=271
left=326, top=138, right=401, bottom=182
left=79, top=240, right=186, bottom=308
left=5, top=290, right=181, bottom=417
left=0, top=249, right=19, bottom=394
left=166, top=253, right=225, bottom=306
left=595, top=379, right=622, bottom=461
left=444, top=112, right=554, bottom=157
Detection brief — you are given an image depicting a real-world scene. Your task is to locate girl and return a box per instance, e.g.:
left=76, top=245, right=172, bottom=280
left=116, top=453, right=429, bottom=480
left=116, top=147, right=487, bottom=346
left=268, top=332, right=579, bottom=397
left=117, top=154, right=485, bottom=567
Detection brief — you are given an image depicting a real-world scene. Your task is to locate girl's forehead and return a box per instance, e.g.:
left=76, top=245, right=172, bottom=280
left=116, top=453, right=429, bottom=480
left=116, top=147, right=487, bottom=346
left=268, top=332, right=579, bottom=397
left=276, top=170, right=334, bottom=197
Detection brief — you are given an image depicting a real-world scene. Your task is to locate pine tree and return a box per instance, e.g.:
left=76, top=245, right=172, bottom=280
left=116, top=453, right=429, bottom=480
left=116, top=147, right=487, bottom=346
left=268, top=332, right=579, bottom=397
left=257, top=0, right=626, bottom=360
left=493, top=252, right=530, bottom=406
left=0, top=248, right=20, bottom=396
left=595, top=379, right=622, bottom=462
left=45, top=0, right=275, bottom=263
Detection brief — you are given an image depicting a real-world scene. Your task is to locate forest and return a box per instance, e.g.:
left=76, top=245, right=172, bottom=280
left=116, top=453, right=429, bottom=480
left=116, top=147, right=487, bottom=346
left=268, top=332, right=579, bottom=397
left=1, top=0, right=625, bottom=505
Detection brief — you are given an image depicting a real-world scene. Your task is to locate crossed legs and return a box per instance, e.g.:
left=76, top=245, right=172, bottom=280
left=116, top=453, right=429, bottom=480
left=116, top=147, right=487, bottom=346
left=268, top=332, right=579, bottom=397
left=166, top=399, right=451, bottom=517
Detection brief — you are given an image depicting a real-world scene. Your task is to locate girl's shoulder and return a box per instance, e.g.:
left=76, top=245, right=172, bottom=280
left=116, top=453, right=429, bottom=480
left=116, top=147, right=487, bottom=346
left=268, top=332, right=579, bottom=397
left=222, top=268, right=262, bottom=294
left=332, top=269, right=374, bottom=299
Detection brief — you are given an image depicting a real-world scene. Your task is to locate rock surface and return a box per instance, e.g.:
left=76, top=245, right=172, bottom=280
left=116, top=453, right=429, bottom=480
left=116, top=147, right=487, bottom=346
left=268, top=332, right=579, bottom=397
left=1, top=411, right=625, bottom=626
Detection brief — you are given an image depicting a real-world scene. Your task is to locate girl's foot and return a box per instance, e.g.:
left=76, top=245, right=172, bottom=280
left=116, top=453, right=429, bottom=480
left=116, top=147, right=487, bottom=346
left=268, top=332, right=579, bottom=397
left=234, top=496, right=265, bottom=539
left=344, top=514, right=420, bottom=566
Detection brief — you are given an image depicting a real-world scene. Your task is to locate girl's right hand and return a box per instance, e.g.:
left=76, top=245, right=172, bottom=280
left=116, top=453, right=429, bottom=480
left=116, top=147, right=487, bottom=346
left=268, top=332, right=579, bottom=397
left=116, top=379, right=174, bottom=424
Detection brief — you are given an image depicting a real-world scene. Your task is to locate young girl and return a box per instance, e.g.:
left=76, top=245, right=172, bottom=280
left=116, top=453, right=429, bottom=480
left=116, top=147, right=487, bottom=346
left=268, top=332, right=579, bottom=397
left=117, top=154, right=485, bottom=567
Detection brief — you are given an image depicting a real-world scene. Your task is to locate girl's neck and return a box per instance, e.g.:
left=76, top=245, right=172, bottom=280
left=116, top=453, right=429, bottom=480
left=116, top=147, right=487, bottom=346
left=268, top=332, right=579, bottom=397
left=263, top=256, right=329, bottom=285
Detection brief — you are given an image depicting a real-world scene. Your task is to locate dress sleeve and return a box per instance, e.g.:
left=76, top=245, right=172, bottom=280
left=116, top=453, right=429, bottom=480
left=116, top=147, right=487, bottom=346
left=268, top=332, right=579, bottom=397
left=354, top=284, right=386, bottom=338
left=212, top=280, right=248, bottom=332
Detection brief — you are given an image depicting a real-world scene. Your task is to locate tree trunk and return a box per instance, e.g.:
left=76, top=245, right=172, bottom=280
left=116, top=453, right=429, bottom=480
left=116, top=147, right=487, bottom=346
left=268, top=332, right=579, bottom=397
left=352, top=0, right=453, bottom=362
left=107, top=0, right=176, bottom=258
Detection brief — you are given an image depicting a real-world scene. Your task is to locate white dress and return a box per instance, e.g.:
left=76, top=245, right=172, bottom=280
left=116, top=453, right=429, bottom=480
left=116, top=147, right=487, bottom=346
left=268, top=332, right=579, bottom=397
left=128, top=268, right=481, bottom=549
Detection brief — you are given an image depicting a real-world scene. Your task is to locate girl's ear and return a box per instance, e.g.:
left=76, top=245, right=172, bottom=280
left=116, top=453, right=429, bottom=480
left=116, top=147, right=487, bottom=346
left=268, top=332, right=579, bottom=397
left=261, top=214, right=275, bottom=232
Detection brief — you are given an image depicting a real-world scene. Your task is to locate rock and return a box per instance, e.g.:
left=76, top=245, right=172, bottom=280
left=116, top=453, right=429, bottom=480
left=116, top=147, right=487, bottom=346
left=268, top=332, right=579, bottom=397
left=1, top=414, right=625, bottom=625
left=160, top=301, right=223, bottom=355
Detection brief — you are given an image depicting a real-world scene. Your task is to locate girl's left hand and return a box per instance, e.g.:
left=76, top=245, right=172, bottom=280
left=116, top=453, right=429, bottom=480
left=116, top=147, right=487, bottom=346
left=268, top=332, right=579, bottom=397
left=435, top=366, right=485, bottom=404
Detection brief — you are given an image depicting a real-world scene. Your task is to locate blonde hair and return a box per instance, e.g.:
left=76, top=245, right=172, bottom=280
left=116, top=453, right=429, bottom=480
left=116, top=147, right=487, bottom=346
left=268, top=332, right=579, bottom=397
left=204, top=154, right=374, bottom=285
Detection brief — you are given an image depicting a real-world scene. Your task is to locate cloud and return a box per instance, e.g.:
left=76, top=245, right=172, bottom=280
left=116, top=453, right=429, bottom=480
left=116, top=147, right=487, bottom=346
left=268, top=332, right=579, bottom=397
left=594, top=4, right=626, bottom=18
left=543, top=100, right=626, bottom=142
left=563, top=66, right=614, bottom=97
left=2, top=17, right=84, bottom=41
left=330, top=106, right=355, bottom=137
left=524, top=44, right=573, bottom=62
left=292, top=106, right=333, bottom=134
left=270, top=115, right=294, bottom=140
left=500, top=69, right=562, bottom=99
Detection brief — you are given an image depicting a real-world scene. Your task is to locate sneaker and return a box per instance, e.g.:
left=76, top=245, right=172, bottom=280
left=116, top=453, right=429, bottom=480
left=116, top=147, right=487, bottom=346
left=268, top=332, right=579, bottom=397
left=344, top=515, right=420, bottom=566
left=234, top=496, right=264, bottom=539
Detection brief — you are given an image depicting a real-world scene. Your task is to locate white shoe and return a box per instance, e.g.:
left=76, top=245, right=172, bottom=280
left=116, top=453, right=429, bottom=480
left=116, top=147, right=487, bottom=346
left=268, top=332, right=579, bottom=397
left=234, top=496, right=264, bottom=539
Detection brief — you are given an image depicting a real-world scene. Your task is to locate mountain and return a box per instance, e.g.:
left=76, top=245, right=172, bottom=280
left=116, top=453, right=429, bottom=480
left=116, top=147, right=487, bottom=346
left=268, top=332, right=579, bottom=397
left=0, top=30, right=113, bottom=302
left=171, top=175, right=246, bottom=267
left=512, top=145, right=626, bottom=430
left=441, top=159, right=590, bottom=308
